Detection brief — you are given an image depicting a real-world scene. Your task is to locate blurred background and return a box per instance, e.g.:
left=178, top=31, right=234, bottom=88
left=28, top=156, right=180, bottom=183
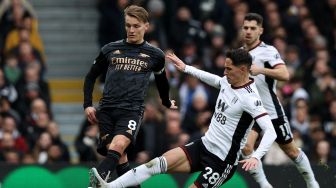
left=0, top=0, right=335, bottom=187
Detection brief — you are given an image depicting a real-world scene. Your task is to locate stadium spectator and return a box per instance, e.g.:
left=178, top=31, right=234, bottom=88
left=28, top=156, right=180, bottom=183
left=47, top=121, right=70, bottom=162
left=75, top=120, right=99, bottom=162
left=0, top=0, right=37, bottom=52
left=0, top=96, right=21, bottom=123
left=32, top=131, right=51, bottom=164
left=312, top=139, right=335, bottom=164
left=47, top=144, right=65, bottom=163
left=96, top=0, right=128, bottom=47
left=290, top=98, right=310, bottom=136
left=3, top=54, right=21, bottom=85
left=138, top=102, right=167, bottom=158
left=181, top=90, right=209, bottom=135
left=15, top=64, right=50, bottom=117
left=0, top=115, right=28, bottom=153
left=169, top=6, right=205, bottom=53
left=4, top=12, right=44, bottom=59
left=179, top=74, right=208, bottom=120
left=0, top=67, right=18, bottom=105
left=145, top=0, right=168, bottom=49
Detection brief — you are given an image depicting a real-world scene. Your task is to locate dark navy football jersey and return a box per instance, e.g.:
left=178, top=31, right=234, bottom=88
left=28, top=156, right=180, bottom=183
left=83, top=39, right=166, bottom=111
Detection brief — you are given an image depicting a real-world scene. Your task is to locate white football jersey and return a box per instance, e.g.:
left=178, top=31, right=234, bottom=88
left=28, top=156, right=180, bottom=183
left=201, top=77, right=268, bottom=165
left=248, top=41, right=286, bottom=119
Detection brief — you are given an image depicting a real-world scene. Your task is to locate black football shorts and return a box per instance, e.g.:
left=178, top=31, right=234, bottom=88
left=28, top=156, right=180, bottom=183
left=96, top=107, right=143, bottom=156
left=180, top=139, right=237, bottom=188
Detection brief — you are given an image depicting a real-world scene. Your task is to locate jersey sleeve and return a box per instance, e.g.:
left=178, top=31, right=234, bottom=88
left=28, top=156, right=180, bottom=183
left=265, top=47, right=285, bottom=67
left=252, top=115, right=276, bottom=160
left=184, top=65, right=222, bottom=89
left=152, top=49, right=166, bottom=74
left=83, top=51, right=108, bottom=109
left=243, top=92, right=276, bottom=160
left=242, top=93, right=268, bottom=119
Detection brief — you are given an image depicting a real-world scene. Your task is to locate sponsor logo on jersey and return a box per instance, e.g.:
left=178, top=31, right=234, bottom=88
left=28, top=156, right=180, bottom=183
left=112, top=50, right=121, bottom=54
left=217, top=99, right=229, bottom=112
left=139, top=53, right=150, bottom=58
left=111, top=57, right=148, bottom=72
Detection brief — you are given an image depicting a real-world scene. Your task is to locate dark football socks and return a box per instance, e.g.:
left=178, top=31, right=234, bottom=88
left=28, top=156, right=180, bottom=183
left=97, top=150, right=121, bottom=180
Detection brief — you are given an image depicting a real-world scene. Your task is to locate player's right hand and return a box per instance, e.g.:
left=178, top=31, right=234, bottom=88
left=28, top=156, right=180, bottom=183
left=85, top=107, right=98, bottom=125
left=165, top=53, right=186, bottom=72
left=239, top=157, right=259, bottom=171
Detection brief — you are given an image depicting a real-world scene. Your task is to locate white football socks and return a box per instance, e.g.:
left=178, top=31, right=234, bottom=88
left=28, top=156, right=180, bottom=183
left=242, top=153, right=272, bottom=188
left=108, top=156, right=167, bottom=188
left=293, top=149, right=319, bottom=188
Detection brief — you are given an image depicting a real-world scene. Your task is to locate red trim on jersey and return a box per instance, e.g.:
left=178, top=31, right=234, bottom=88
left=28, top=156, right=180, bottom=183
left=248, top=41, right=262, bottom=51
left=179, top=146, right=192, bottom=166
left=273, top=63, right=285, bottom=68
left=231, top=78, right=254, bottom=89
left=255, top=113, right=268, bottom=120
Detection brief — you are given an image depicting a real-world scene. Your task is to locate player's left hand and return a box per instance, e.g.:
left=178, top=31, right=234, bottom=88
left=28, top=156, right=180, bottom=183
left=249, top=64, right=264, bottom=76
left=239, top=157, right=259, bottom=171
left=169, top=100, right=178, bottom=109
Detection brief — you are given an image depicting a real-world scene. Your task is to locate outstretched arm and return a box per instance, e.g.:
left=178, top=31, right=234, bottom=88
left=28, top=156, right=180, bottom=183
left=239, top=114, right=276, bottom=171
left=166, top=53, right=222, bottom=89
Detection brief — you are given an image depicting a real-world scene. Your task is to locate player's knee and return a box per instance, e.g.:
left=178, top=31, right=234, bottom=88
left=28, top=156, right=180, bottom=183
left=284, top=146, right=300, bottom=159
left=242, top=144, right=254, bottom=156
left=111, top=138, right=130, bottom=152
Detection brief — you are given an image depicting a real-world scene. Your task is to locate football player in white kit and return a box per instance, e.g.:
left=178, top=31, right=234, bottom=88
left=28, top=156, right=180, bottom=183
left=240, top=13, right=319, bottom=188
left=93, top=49, right=277, bottom=188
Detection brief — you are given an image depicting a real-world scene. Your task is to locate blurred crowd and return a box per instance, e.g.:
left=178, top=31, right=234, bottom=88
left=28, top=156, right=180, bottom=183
left=0, top=0, right=63, bottom=164
left=1, top=0, right=336, bottom=166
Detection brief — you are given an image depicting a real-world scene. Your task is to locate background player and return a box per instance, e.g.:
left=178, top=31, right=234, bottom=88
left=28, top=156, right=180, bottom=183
left=241, top=13, right=319, bottom=188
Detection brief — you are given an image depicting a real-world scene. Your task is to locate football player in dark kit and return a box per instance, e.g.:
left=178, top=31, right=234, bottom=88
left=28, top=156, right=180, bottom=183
left=83, top=5, right=177, bottom=188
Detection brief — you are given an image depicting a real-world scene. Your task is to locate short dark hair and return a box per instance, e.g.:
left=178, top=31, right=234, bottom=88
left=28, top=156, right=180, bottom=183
left=244, top=13, right=263, bottom=26
left=226, top=49, right=252, bottom=67
left=124, top=5, right=149, bottom=23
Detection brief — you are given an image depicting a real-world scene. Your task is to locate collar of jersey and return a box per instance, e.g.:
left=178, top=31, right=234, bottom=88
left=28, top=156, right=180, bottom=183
left=231, top=78, right=254, bottom=89
left=123, top=39, right=146, bottom=47
left=248, top=41, right=262, bottom=51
